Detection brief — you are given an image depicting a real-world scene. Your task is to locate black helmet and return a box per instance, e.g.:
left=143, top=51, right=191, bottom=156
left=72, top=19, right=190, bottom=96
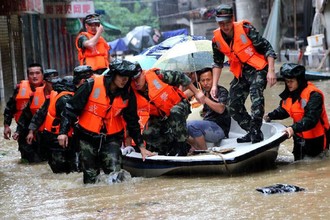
left=73, top=65, right=93, bottom=84
left=44, top=69, right=59, bottom=82
left=215, top=4, right=233, bottom=22
left=109, top=59, right=141, bottom=78
left=280, top=63, right=305, bottom=79
left=52, top=76, right=75, bottom=92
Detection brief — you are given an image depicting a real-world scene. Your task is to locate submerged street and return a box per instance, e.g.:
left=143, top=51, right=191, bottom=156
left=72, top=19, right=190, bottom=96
left=1, top=72, right=330, bottom=219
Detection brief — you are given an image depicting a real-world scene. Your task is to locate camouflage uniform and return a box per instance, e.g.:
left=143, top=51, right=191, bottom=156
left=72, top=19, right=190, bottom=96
left=140, top=70, right=192, bottom=155
left=212, top=22, right=276, bottom=133
left=60, top=61, right=144, bottom=184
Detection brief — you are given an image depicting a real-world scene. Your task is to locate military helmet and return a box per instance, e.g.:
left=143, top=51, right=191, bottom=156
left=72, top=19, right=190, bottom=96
left=44, top=69, right=59, bottom=82
left=52, top=76, right=75, bottom=92
left=74, top=65, right=93, bottom=77
left=280, top=63, right=305, bottom=79
left=73, top=65, right=93, bottom=84
left=109, top=59, right=142, bottom=78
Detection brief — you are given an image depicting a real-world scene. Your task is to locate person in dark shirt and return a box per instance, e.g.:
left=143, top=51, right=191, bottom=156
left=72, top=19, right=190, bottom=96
left=14, top=69, right=58, bottom=162
left=264, top=63, right=329, bottom=160
left=3, top=63, right=44, bottom=162
left=186, top=68, right=231, bottom=151
left=27, top=70, right=86, bottom=173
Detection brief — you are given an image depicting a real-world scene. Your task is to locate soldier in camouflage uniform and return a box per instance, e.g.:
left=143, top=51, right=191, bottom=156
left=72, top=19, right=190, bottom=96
left=26, top=66, right=93, bottom=173
left=58, top=60, right=154, bottom=184
left=27, top=75, right=75, bottom=173
left=211, top=4, right=277, bottom=144
left=131, top=67, right=205, bottom=156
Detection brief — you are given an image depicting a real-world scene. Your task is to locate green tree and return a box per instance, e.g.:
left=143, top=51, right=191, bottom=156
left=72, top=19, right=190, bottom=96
left=94, top=0, right=159, bottom=41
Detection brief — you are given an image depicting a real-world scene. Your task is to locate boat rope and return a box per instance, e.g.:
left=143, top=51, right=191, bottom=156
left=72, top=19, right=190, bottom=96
left=213, top=152, right=230, bottom=173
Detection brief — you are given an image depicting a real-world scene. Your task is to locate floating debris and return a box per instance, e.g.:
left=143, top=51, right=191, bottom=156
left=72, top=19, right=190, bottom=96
left=256, top=183, right=305, bottom=194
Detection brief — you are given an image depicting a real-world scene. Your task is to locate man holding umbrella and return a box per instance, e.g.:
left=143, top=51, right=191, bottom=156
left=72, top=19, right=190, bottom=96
left=76, top=13, right=110, bottom=75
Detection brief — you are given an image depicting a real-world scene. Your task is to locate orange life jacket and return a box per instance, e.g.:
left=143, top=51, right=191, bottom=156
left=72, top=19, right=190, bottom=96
left=132, top=89, right=150, bottom=130
left=29, top=84, right=47, bottom=131
left=78, top=75, right=128, bottom=134
left=29, top=85, right=46, bottom=115
left=213, top=20, right=268, bottom=78
left=44, top=91, right=74, bottom=135
left=142, top=68, right=186, bottom=117
left=75, top=32, right=110, bottom=71
left=14, top=80, right=33, bottom=122
left=281, top=82, right=329, bottom=147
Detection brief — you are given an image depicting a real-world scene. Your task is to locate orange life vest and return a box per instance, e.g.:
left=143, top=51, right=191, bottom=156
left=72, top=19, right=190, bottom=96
left=142, top=68, right=186, bottom=117
left=14, top=80, right=33, bottom=122
left=213, top=20, right=268, bottom=78
left=75, top=32, right=110, bottom=71
left=78, top=75, right=128, bottom=134
left=44, top=91, right=74, bottom=135
left=29, top=85, right=46, bottom=115
left=132, top=89, right=150, bottom=130
left=281, top=82, right=329, bottom=146
left=29, top=84, right=47, bottom=131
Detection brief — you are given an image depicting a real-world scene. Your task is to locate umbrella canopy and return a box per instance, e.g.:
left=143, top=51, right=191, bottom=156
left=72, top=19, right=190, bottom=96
left=124, top=26, right=155, bottom=53
left=153, top=39, right=213, bottom=72
left=108, top=38, right=128, bottom=55
left=125, top=55, right=157, bottom=70
left=141, top=34, right=206, bottom=59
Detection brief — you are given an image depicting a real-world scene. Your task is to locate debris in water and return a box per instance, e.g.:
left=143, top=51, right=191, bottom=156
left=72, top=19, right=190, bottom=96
left=256, top=183, right=305, bottom=194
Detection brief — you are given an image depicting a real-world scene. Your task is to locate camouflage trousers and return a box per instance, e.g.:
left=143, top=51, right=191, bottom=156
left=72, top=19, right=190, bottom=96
left=41, top=131, right=78, bottom=174
left=79, top=134, right=122, bottom=184
left=143, top=99, right=191, bottom=154
left=227, top=68, right=267, bottom=132
left=18, top=130, right=48, bottom=163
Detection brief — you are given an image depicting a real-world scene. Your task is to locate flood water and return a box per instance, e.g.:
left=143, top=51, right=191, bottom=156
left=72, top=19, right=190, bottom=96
left=1, top=68, right=330, bottom=219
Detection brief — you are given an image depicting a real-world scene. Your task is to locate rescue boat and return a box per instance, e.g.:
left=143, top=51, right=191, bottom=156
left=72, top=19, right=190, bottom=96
left=121, top=117, right=287, bottom=177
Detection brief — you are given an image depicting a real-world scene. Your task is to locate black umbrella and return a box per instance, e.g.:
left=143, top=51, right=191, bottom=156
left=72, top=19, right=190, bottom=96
left=124, top=26, right=156, bottom=53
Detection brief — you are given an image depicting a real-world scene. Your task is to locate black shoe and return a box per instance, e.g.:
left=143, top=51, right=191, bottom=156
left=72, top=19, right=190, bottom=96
left=251, top=129, right=264, bottom=144
left=237, top=133, right=251, bottom=143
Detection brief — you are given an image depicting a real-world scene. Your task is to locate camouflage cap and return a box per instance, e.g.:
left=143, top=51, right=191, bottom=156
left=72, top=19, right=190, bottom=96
left=84, top=13, right=100, bottom=24
left=215, top=4, right=234, bottom=22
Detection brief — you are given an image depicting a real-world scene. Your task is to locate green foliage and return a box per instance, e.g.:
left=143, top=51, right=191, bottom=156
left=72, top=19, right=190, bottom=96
left=94, top=0, right=159, bottom=41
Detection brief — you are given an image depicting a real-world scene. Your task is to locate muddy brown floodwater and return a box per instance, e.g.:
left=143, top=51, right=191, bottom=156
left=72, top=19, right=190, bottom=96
left=1, top=70, right=330, bottom=219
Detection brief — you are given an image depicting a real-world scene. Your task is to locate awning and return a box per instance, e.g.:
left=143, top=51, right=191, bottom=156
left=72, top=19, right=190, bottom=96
left=101, top=20, right=121, bottom=35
